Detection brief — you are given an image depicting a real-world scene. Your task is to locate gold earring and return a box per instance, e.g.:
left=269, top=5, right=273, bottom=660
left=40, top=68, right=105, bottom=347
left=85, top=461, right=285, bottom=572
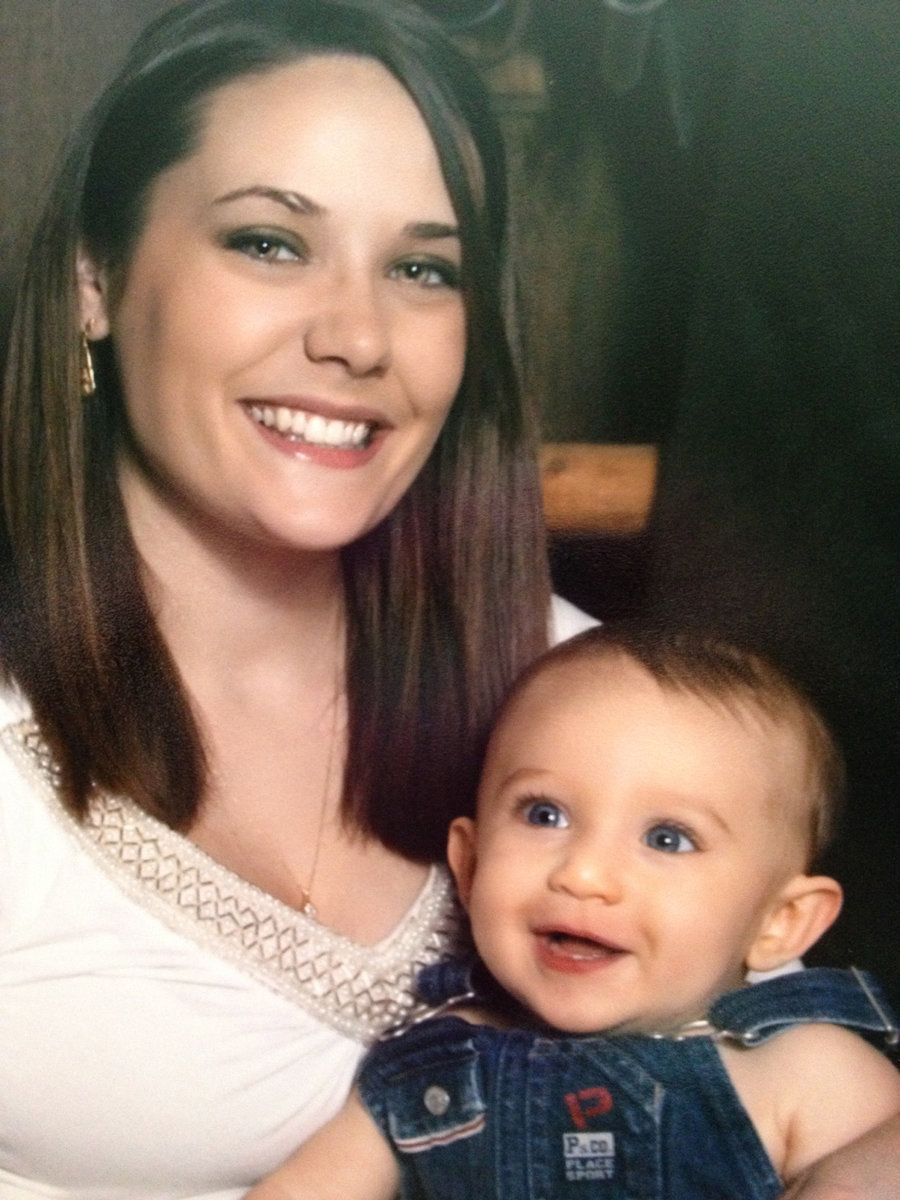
left=79, top=321, right=97, bottom=398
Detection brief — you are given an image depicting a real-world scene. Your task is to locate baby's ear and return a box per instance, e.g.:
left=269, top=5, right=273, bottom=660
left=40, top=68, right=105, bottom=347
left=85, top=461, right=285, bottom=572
left=446, top=817, right=477, bottom=909
left=745, top=874, right=843, bottom=974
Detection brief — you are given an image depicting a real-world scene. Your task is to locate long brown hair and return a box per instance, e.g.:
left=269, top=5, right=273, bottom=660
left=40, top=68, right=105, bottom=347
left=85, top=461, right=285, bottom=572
left=0, top=0, right=550, bottom=862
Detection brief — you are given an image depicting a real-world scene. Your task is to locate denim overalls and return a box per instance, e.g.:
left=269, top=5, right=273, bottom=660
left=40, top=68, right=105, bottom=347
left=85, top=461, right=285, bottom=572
left=356, top=964, right=897, bottom=1200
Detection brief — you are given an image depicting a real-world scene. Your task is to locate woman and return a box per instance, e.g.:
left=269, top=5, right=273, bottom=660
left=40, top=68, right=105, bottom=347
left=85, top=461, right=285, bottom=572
left=0, top=1, right=588, bottom=1195
left=0, top=1, right=894, bottom=1197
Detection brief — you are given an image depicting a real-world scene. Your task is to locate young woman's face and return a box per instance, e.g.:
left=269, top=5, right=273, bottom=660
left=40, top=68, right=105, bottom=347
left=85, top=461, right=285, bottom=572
left=84, top=54, right=466, bottom=555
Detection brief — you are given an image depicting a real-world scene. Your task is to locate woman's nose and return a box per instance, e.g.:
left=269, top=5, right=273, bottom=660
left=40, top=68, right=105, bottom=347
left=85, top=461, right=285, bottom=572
left=303, top=270, right=391, bottom=377
left=548, top=838, right=624, bottom=903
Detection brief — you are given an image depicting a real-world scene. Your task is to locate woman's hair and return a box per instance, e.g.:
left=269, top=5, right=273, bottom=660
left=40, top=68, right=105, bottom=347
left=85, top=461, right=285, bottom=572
left=494, top=623, right=846, bottom=870
left=0, top=0, right=550, bottom=860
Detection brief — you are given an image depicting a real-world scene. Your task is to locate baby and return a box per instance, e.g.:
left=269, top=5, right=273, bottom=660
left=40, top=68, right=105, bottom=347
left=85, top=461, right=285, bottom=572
left=248, top=624, right=900, bottom=1199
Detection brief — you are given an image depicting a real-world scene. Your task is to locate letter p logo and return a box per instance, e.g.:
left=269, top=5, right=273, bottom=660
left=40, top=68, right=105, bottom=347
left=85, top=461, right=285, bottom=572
left=564, top=1087, right=613, bottom=1130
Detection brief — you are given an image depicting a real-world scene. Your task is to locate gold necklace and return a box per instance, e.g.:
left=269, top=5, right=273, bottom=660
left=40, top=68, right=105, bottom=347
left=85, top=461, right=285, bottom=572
left=296, top=637, right=344, bottom=921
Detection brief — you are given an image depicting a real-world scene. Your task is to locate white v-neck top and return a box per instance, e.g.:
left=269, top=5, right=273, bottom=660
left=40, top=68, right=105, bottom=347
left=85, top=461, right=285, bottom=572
left=0, top=597, right=596, bottom=1197
left=0, top=693, right=461, bottom=1198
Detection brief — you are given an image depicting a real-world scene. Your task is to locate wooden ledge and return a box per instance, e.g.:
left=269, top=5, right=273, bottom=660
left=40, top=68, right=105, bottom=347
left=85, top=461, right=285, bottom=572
left=540, top=443, right=658, bottom=534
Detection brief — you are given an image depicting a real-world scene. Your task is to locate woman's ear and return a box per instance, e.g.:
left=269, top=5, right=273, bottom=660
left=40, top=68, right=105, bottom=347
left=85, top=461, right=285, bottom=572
left=446, top=817, right=477, bottom=910
left=745, top=873, right=843, bottom=974
left=76, top=246, right=111, bottom=338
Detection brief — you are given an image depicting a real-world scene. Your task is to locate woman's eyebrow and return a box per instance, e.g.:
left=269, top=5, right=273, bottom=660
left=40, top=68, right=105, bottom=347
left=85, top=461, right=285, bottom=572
left=213, top=188, right=459, bottom=242
left=212, top=185, right=323, bottom=215
left=404, top=221, right=460, bottom=241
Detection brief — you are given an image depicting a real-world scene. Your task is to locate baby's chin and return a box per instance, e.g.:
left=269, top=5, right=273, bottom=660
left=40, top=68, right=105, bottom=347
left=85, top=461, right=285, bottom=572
left=523, top=1000, right=710, bottom=1038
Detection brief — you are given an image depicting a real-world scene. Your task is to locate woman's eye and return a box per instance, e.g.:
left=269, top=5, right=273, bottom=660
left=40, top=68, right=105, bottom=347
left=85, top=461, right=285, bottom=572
left=224, top=231, right=302, bottom=262
left=390, top=258, right=460, bottom=289
left=522, top=799, right=569, bottom=829
left=643, top=823, right=697, bottom=854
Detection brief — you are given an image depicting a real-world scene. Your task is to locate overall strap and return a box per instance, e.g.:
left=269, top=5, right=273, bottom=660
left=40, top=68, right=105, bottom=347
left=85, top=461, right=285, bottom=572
left=708, top=967, right=899, bottom=1047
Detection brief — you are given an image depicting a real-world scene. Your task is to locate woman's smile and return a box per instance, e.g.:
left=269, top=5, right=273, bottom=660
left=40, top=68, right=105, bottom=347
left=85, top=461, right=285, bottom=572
left=244, top=395, right=389, bottom=469
left=248, top=404, right=377, bottom=452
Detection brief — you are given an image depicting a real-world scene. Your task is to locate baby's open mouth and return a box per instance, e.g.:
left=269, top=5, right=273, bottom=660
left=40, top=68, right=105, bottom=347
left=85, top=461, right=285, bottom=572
left=251, top=404, right=375, bottom=449
left=541, top=931, right=625, bottom=960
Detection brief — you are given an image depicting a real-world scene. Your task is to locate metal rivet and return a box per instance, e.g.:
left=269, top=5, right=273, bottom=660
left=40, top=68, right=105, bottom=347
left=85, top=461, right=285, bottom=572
left=423, top=1084, right=451, bottom=1115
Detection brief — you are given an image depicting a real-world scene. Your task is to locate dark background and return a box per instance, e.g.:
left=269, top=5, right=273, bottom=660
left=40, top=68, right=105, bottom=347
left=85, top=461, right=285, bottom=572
left=2, top=0, right=898, bottom=1004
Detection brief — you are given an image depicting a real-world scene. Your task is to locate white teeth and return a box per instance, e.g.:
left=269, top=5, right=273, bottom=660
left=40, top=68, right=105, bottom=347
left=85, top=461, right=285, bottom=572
left=306, top=414, right=327, bottom=444
left=289, top=410, right=307, bottom=437
left=251, top=404, right=372, bottom=449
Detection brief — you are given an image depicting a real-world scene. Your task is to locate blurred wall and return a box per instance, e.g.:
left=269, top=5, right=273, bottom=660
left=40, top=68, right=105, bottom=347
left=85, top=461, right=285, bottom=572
left=0, top=0, right=178, bottom=339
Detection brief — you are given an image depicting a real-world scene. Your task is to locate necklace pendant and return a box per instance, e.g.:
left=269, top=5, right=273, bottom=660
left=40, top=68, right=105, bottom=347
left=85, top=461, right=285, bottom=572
left=300, top=894, right=318, bottom=920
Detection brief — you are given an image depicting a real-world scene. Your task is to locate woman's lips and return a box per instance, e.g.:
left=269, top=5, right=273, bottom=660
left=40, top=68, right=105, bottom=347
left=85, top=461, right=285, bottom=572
left=244, top=399, right=387, bottom=468
left=249, top=402, right=376, bottom=449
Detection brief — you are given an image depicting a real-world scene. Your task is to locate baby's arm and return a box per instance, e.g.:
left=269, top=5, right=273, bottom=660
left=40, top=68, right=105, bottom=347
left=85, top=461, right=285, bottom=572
left=721, top=1023, right=900, bottom=1186
left=779, top=1111, right=900, bottom=1199
left=244, top=1087, right=400, bottom=1200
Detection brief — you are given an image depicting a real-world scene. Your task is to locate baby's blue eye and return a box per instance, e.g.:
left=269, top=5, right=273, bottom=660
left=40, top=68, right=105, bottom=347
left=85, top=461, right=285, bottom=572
left=523, top=800, right=569, bottom=829
left=643, top=823, right=696, bottom=853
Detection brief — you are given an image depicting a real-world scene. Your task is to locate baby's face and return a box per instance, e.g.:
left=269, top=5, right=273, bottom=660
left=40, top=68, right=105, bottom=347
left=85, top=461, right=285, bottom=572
left=448, top=657, right=812, bottom=1035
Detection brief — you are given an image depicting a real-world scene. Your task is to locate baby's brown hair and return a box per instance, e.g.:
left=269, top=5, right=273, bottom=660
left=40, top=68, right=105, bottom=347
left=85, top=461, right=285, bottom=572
left=492, top=623, right=845, bottom=870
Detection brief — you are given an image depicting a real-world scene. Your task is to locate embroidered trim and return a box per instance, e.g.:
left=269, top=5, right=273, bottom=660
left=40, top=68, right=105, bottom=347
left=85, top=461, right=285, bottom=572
left=4, top=719, right=463, bottom=1044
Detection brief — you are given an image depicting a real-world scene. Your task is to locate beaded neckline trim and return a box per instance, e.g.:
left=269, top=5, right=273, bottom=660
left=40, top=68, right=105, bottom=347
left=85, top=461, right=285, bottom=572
left=5, top=719, right=463, bottom=1044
